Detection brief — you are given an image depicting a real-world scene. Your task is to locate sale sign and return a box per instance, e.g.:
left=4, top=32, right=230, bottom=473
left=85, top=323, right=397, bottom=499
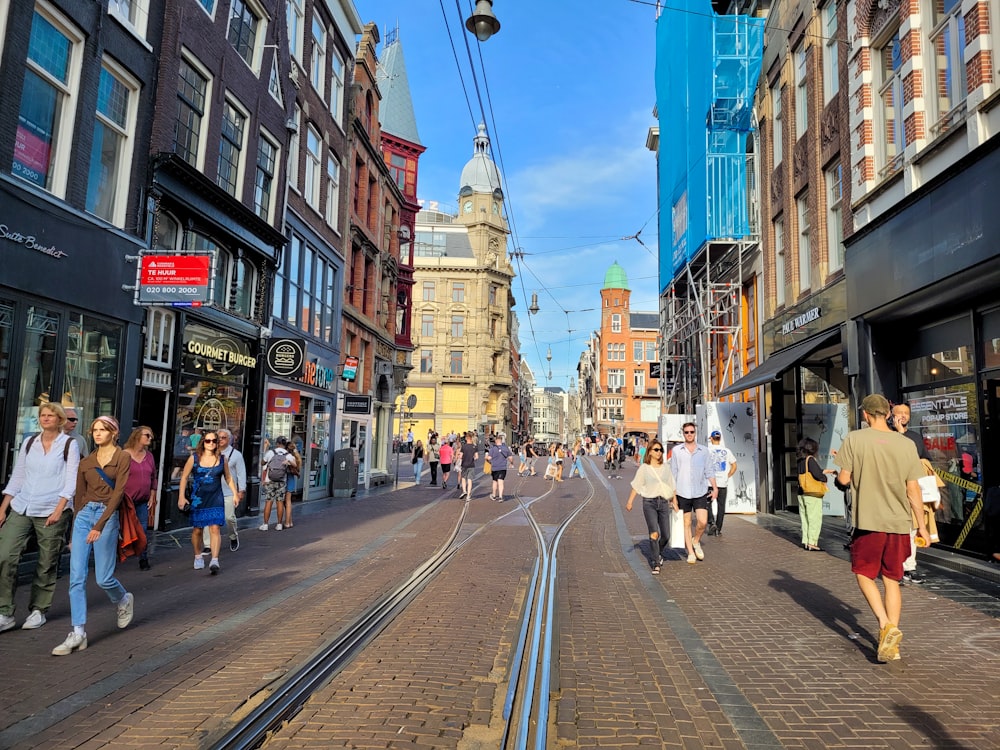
left=138, top=254, right=212, bottom=305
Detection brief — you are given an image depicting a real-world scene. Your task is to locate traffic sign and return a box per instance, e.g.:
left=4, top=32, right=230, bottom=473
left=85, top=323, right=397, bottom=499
left=138, top=254, right=212, bottom=305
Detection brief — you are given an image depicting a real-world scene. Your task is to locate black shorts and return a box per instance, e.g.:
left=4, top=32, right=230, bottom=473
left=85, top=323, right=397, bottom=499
left=676, top=494, right=710, bottom=513
left=441, top=463, right=452, bottom=472
left=491, top=470, right=508, bottom=480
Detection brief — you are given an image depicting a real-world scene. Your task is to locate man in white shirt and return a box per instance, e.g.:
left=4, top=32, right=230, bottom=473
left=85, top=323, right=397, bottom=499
left=669, top=422, right=718, bottom=564
left=218, top=429, right=246, bottom=551
left=707, top=430, right=737, bottom=536
left=260, top=437, right=293, bottom=531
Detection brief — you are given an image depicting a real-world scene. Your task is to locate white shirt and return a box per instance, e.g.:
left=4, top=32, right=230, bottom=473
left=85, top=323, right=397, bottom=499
left=2, top=433, right=80, bottom=516
left=630, top=462, right=676, bottom=500
left=670, top=442, right=715, bottom=498
left=222, top=445, right=247, bottom=498
left=708, top=445, right=737, bottom=488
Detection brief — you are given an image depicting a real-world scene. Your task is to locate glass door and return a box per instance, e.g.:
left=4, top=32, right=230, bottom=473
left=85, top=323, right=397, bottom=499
left=0, top=297, right=17, bottom=479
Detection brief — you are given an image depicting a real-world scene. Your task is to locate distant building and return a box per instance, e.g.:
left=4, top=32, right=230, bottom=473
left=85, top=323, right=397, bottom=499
left=533, top=387, right=566, bottom=445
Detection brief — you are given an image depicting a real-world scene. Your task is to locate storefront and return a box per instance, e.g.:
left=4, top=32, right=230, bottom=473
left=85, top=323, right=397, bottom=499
left=846, top=136, right=1000, bottom=557
left=338, top=393, right=373, bottom=489
left=0, top=178, right=143, bottom=478
left=263, top=338, right=337, bottom=501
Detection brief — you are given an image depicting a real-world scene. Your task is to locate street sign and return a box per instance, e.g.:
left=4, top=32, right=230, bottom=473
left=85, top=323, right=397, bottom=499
left=406, top=394, right=417, bottom=409
left=342, top=355, right=359, bottom=381
left=138, top=254, right=211, bottom=306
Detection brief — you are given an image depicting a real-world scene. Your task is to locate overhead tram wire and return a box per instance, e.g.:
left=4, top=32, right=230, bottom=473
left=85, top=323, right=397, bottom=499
left=437, top=0, right=480, bottom=129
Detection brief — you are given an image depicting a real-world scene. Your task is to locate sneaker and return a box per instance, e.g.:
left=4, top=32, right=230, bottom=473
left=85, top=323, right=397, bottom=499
left=52, top=631, right=87, bottom=656
left=686, top=553, right=697, bottom=564
left=877, top=623, right=903, bottom=663
left=442, top=483, right=447, bottom=489
left=657, top=557, right=665, bottom=567
left=139, top=558, right=151, bottom=571
left=258, top=524, right=268, bottom=532
left=652, top=565, right=661, bottom=575
left=693, top=542, right=705, bottom=561
left=902, top=572, right=924, bottom=585
left=22, top=609, right=46, bottom=630
left=194, top=556, right=205, bottom=570
left=116, top=592, right=134, bottom=629
left=707, top=524, right=718, bottom=536
left=209, top=559, right=220, bottom=575
left=229, top=535, right=240, bottom=552
left=275, top=523, right=283, bottom=531
left=0, top=614, right=16, bottom=633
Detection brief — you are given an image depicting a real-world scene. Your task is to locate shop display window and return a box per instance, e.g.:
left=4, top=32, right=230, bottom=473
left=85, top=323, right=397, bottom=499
left=901, top=345, right=973, bottom=385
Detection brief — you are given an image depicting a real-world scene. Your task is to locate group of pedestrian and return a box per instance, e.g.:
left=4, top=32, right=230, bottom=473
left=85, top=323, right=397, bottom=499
left=259, top=436, right=299, bottom=532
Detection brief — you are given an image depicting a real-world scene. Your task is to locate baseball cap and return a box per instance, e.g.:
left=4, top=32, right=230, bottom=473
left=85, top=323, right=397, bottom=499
left=710, top=430, right=721, bottom=439
left=860, top=393, right=890, bottom=417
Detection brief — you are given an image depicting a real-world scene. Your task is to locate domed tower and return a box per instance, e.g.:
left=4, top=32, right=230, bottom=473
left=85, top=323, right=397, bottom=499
left=457, top=123, right=506, bottom=240
left=601, top=261, right=632, bottom=324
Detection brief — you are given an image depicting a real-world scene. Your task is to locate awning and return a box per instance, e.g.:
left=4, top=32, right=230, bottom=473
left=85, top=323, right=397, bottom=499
left=717, top=329, right=841, bottom=397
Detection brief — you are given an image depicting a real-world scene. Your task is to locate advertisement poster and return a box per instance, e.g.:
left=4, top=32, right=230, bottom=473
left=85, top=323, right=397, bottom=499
left=800, top=403, right=850, bottom=516
left=698, top=402, right=758, bottom=514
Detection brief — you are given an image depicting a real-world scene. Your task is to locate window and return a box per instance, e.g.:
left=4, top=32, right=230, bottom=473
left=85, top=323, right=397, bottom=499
left=387, top=153, right=406, bottom=191
left=272, top=233, right=338, bottom=339
left=611, top=314, right=622, bottom=333
left=304, top=124, right=321, bottom=209
left=826, top=164, right=844, bottom=272
left=795, top=48, right=808, bottom=139
left=175, top=56, right=210, bottom=168
left=217, top=98, right=248, bottom=197
left=489, top=284, right=498, bottom=305
left=86, top=60, right=138, bottom=226
left=646, top=341, right=656, bottom=361
left=771, top=83, right=783, bottom=166
left=929, top=0, right=968, bottom=131
left=196, top=0, right=215, bottom=15
left=330, top=46, right=345, bottom=121
left=267, top=58, right=282, bottom=105
left=775, top=218, right=786, bottom=307
left=420, top=349, right=432, bottom=373
left=287, top=0, right=304, bottom=66
left=634, top=369, right=645, bottom=391
left=633, top=341, right=643, bottom=361
left=13, top=6, right=83, bottom=194
left=254, top=131, right=278, bottom=221
left=311, top=15, right=326, bottom=95
left=288, top=106, right=301, bottom=189
left=422, top=281, right=434, bottom=301
left=608, top=369, right=625, bottom=390
left=144, top=308, right=176, bottom=366
left=823, top=3, right=839, bottom=103
left=109, top=0, right=149, bottom=38
left=325, top=152, right=340, bottom=229
left=452, top=282, right=465, bottom=302
left=876, top=29, right=906, bottom=177
left=227, top=0, right=261, bottom=71
left=421, top=314, right=434, bottom=337
left=451, top=315, right=464, bottom=338
left=202, top=240, right=256, bottom=319
left=797, top=195, right=810, bottom=292
left=449, top=351, right=463, bottom=375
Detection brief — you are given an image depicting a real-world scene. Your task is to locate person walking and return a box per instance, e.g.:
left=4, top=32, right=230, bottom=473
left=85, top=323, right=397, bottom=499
left=439, top=439, right=453, bottom=490
left=488, top=433, right=513, bottom=501
left=259, top=437, right=293, bottom=531
left=796, top=437, right=835, bottom=551
left=52, top=416, right=134, bottom=656
left=522, top=439, right=538, bottom=476
left=625, top=439, right=676, bottom=575
left=834, top=394, right=928, bottom=663
left=412, top=440, right=425, bottom=485
left=428, top=435, right=441, bottom=486
left=568, top=439, right=587, bottom=479
left=281, top=441, right=301, bottom=529
left=122, top=426, right=158, bottom=570
left=706, top=431, right=737, bottom=536
left=179, top=431, right=238, bottom=574
left=217, top=429, right=246, bottom=550
left=890, top=402, right=931, bottom=584
left=458, top=432, right=478, bottom=500
left=669, top=422, right=718, bottom=564
left=0, top=402, right=79, bottom=632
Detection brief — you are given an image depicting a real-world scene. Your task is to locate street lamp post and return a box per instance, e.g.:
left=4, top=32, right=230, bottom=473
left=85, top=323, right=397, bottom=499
left=465, top=0, right=501, bottom=42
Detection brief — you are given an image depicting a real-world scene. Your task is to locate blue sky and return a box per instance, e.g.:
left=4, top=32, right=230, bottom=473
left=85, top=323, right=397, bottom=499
left=355, top=0, right=661, bottom=388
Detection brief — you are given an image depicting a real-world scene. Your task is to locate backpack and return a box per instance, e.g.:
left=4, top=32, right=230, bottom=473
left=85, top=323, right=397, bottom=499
left=267, top=449, right=288, bottom=481
left=24, top=433, right=73, bottom=461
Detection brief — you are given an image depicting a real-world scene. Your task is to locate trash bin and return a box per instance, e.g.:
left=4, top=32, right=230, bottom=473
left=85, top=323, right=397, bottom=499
left=332, top=448, right=358, bottom=497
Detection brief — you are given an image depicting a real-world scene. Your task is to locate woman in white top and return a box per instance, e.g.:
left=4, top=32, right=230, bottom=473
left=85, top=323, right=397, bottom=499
left=625, top=439, right=676, bottom=575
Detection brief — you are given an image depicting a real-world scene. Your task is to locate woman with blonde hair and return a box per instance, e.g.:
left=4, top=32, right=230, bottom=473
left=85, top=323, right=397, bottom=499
left=122, top=426, right=157, bottom=570
left=625, top=438, right=676, bottom=575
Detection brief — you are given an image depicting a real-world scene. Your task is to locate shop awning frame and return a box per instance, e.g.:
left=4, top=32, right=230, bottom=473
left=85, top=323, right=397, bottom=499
left=717, top=329, right=841, bottom=397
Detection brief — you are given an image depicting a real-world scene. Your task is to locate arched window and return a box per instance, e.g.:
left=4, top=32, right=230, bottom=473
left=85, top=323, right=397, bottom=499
left=154, top=212, right=181, bottom=250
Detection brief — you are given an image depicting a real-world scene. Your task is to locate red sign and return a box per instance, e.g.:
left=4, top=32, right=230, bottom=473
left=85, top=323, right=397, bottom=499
left=267, top=389, right=300, bottom=414
left=138, top=254, right=212, bottom=305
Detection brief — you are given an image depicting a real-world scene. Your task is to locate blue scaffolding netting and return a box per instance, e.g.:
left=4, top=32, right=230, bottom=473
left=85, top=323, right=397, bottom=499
left=655, top=3, right=765, bottom=293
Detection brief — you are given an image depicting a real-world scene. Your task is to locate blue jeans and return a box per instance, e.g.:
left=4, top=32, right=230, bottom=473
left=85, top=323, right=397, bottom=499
left=134, top=502, right=150, bottom=561
left=69, top=502, right=127, bottom=628
left=570, top=456, right=586, bottom=478
left=413, top=458, right=424, bottom=484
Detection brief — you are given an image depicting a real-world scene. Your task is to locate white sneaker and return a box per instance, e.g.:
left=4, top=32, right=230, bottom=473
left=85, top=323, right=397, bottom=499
left=275, top=523, right=283, bottom=531
left=22, top=609, right=46, bottom=630
left=193, top=556, right=205, bottom=570
left=258, top=523, right=268, bottom=531
left=116, top=592, right=134, bottom=629
left=0, top=614, right=15, bottom=633
left=52, top=631, right=87, bottom=656
left=209, top=559, right=220, bottom=575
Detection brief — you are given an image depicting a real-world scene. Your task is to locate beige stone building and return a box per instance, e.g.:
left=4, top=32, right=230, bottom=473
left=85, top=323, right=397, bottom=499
left=403, top=125, right=515, bottom=439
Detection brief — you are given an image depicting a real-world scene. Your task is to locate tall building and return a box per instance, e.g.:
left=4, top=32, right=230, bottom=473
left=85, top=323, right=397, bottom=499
left=406, top=125, right=515, bottom=439
left=594, top=263, right=659, bottom=441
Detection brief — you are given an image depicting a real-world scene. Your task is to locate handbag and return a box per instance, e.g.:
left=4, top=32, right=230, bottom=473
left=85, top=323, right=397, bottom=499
left=798, top=456, right=828, bottom=497
left=483, top=456, right=492, bottom=475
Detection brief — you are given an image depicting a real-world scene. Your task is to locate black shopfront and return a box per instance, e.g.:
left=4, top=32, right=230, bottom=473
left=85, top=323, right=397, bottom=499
left=0, top=177, right=143, bottom=478
left=845, top=136, right=1000, bottom=558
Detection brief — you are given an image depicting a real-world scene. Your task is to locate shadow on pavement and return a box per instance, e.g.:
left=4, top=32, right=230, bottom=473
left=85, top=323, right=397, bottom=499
left=892, top=703, right=976, bottom=750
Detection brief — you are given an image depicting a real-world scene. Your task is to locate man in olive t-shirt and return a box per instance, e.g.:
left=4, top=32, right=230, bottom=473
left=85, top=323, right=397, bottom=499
left=835, top=393, right=928, bottom=663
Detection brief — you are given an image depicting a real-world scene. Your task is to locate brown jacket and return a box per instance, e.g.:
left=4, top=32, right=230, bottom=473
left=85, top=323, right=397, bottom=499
left=75, top=447, right=131, bottom=533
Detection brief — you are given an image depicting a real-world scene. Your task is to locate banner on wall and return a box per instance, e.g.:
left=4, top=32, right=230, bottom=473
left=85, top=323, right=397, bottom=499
left=698, top=402, right=759, bottom=515
left=268, top=389, right=300, bottom=413
left=800, top=403, right=850, bottom=517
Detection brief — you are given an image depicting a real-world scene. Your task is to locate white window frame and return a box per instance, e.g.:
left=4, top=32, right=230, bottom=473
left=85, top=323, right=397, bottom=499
left=14, top=2, right=84, bottom=197
left=86, top=56, right=140, bottom=227
left=196, top=0, right=216, bottom=18
left=823, top=3, right=839, bottom=103
left=608, top=369, right=625, bottom=390
left=633, top=369, right=645, bottom=391
left=217, top=95, right=250, bottom=198
left=797, top=195, right=810, bottom=292
left=288, top=105, right=301, bottom=191
left=254, top=128, right=279, bottom=222
left=928, top=0, right=968, bottom=132
left=329, top=44, right=345, bottom=124
left=826, top=164, right=844, bottom=272
left=267, top=57, right=283, bottom=106
left=226, top=0, right=267, bottom=74
left=633, top=341, right=643, bottom=361
left=304, top=123, right=322, bottom=210
left=771, top=82, right=783, bottom=166
left=775, top=218, right=786, bottom=307
left=0, top=0, right=9, bottom=62
left=143, top=308, right=176, bottom=366
left=287, top=0, right=304, bottom=67
left=311, top=14, right=326, bottom=97
left=325, top=151, right=340, bottom=230
left=876, top=28, right=906, bottom=177
left=421, top=314, right=434, bottom=337
left=422, top=281, right=434, bottom=301
left=109, top=0, right=150, bottom=39
left=176, top=51, right=213, bottom=170
left=795, top=47, right=808, bottom=139
left=611, top=314, right=622, bottom=333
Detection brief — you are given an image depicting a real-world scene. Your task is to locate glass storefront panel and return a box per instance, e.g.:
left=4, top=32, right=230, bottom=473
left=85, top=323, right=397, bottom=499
left=16, top=306, right=60, bottom=443
left=309, top=399, right=330, bottom=490
left=902, top=346, right=974, bottom=386
left=65, top=312, right=122, bottom=430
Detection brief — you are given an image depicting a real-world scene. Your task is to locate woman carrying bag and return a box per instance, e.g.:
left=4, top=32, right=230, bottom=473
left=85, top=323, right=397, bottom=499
left=797, top=437, right=836, bottom=551
left=625, top=439, right=676, bottom=575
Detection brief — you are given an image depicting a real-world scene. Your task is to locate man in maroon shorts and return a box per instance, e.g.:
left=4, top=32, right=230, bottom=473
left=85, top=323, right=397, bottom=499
left=835, top=393, right=929, bottom=662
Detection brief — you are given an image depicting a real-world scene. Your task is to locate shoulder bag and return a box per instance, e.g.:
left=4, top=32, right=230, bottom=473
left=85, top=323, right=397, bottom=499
left=799, top=456, right=828, bottom=497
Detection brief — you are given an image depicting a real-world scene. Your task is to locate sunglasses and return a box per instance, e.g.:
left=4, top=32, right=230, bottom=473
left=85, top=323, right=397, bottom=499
left=650, top=447, right=663, bottom=453
left=683, top=430, right=695, bottom=434
left=66, top=417, right=79, bottom=422
left=202, top=438, right=218, bottom=444
left=142, top=433, right=154, bottom=439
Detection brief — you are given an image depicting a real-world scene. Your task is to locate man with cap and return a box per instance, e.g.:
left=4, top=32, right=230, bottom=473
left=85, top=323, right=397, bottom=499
left=706, top=430, right=737, bottom=536
left=834, top=393, right=928, bottom=663
left=259, top=437, right=293, bottom=531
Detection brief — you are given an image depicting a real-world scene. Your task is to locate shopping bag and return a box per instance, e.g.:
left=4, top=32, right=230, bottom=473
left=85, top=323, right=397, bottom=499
left=483, top=457, right=492, bottom=475
left=544, top=462, right=557, bottom=480
left=917, top=474, right=940, bottom=504
left=669, top=508, right=686, bottom=549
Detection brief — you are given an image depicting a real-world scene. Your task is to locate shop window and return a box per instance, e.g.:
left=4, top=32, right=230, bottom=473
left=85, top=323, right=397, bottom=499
left=13, top=5, right=84, bottom=195
left=64, top=313, right=123, bottom=432
left=983, top=310, right=1000, bottom=370
left=86, top=59, right=140, bottom=227
left=16, top=306, right=60, bottom=447
left=175, top=54, right=211, bottom=168
left=153, top=212, right=181, bottom=250
left=902, top=345, right=973, bottom=385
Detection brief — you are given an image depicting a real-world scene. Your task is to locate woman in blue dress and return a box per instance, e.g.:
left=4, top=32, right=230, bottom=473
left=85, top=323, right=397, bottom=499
left=178, top=431, right=237, bottom=574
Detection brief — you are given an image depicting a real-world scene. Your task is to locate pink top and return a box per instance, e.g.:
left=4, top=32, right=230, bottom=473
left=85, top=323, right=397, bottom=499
left=123, top=451, right=156, bottom=504
left=439, top=443, right=453, bottom=465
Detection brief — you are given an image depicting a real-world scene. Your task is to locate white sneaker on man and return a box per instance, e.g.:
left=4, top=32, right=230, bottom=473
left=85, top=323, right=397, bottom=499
left=194, top=556, right=205, bottom=570
left=22, top=609, right=46, bottom=629
left=0, top=614, right=15, bottom=633
left=52, top=631, right=87, bottom=656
